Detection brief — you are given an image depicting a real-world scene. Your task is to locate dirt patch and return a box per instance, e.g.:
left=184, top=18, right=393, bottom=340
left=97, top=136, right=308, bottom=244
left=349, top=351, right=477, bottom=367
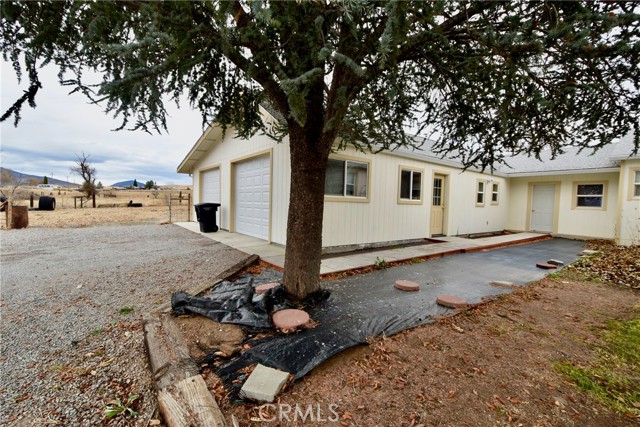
left=213, top=277, right=640, bottom=426
left=175, top=316, right=245, bottom=360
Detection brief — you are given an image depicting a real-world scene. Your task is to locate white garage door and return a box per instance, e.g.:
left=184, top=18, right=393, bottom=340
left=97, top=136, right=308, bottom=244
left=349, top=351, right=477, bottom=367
left=200, top=168, right=220, bottom=226
left=234, top=155, right=270, bottom=240
left=201, top=168, right=220, bottom=203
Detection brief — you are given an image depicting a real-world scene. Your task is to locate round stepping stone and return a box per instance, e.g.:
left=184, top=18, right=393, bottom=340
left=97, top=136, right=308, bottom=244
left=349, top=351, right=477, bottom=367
left=436, top=295, right=468, bottom=309
left=394, top=280, right=420, bottom=292
left=255, top=282, right=280, bottom=295
left=536, top=262, right=557, bottom=269
left=272, top=309, right=310, bottom=331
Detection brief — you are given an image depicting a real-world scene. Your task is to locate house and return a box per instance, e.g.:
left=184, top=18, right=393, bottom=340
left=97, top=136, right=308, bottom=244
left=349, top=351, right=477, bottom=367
left=177, top=106, right=639, bottom=248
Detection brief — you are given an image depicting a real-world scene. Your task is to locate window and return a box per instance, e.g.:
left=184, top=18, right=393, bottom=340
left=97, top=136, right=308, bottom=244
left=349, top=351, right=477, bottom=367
left=325, top=158, right=368, bottom=198
left=634, top=171, right=640, bottom=198
left=400, top=169, right=422, bottom=201
left=576, top=183, right=604, bottom=208
left=476, top=180, right=485, bottom=205
left=433, top=177, right=443, bottom=206
left=491, top=183, right=499, bottom=204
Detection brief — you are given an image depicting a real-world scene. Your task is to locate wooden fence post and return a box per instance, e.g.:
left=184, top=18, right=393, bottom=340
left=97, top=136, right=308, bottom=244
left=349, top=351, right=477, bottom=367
left=6, top=198, right=12, bottom=230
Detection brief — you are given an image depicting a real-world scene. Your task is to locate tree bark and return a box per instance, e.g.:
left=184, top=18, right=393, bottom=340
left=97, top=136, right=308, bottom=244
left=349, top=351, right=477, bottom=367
left=283, top=124, right=332, bottom=299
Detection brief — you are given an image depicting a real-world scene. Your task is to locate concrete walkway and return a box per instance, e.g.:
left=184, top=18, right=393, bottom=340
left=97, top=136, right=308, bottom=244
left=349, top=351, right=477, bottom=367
left=175, top=222, right=550, bottom=275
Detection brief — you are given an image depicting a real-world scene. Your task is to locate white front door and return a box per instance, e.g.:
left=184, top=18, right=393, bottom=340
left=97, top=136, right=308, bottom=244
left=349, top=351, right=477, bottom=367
left=234, top=154, right=270, bottom=240
left=531, top=184, right=555, bottom=233
left=200, top=168, right=221, bottom=225
left=430, top=174, right=445, bottom=236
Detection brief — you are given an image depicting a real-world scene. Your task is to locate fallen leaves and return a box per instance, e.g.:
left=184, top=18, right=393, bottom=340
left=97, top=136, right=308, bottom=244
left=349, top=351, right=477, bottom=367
left=569, top=241, right=640, bottom=289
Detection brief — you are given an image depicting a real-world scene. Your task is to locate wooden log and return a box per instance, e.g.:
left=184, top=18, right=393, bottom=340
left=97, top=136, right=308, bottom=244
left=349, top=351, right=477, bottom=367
left=158, top=375, right=226, bottom=427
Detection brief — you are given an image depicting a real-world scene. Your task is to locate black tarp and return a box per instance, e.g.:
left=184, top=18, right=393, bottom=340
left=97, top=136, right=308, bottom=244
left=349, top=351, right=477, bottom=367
left=172, top=238, right=585, bottom=398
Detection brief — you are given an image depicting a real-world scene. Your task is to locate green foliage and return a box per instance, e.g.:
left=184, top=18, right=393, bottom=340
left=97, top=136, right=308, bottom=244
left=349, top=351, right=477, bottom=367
left=144, top=180, right=155, bottom=190
left=132, top=179, right=138, bottom=187
left=555, top=317, right=640, bottom=416
left=42, top=175, right=48, bottom=184
left=1, top=1, right=638, bottom=165
left=103, top=395, right=140, bottom=420
left=374, top=257, right=388, bottom=270
left=118, top=306, right=134, bottom=315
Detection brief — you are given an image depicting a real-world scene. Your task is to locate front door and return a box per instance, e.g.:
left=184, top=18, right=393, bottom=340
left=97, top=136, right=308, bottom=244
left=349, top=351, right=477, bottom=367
left=531, top=184, right=555, bottom=233
left=430, top=174, right=445, bottom=236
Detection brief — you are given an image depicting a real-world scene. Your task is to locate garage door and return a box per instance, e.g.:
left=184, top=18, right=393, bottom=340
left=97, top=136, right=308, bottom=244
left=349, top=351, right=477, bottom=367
left=201, top=168, right=220, bottom=203
left=234, top=155, right=270, bottom=240
left=200, top=168, right=220, bottom=226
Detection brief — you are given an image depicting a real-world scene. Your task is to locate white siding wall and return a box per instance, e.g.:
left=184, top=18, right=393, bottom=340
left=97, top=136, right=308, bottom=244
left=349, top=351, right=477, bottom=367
left=321, top=147, right=509, bottom=247
left=506, top=172, right=620, bottom=239
left=618, top=159, right=640, bottom=245
left=444, top=169, right=509, bottom=236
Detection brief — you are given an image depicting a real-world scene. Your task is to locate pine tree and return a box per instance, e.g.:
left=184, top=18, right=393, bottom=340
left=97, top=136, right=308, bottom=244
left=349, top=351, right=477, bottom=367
left=42, top=176, right=48, bottom=185
left=133, top=179, right=138, bottom=188
left=2, top=1, right=639, bottom=298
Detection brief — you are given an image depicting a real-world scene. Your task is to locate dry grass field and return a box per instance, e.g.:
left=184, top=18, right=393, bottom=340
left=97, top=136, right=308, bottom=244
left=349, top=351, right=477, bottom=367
left=1, top=186, right=193, bottom=229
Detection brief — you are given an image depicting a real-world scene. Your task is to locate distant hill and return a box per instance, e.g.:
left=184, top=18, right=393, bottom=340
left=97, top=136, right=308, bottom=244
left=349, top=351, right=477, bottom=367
left=111, top=179, right=146, bottom=188
left=0, top=167, right=72, bottom=186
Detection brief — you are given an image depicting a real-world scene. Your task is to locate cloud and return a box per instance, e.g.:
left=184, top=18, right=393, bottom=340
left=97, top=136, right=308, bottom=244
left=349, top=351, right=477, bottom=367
left=1, top=61, right=204, bottom=185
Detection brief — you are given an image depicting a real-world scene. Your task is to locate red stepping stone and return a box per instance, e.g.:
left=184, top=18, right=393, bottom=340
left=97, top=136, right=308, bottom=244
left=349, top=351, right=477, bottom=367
left=394, top=280, right=420, bottom=292
left=255, top=282, right=280, bottom=295
left=436, top=295, right=468, bottom=309
left=272, top=309, right=310, bottom=331
left=536, top=262, right=557, bottom=269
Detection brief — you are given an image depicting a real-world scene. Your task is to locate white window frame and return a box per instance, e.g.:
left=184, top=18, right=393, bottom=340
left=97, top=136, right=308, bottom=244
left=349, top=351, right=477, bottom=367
left=632, top=169, right=640, bottom=199
left=476, top=180, right=485, bottom=206
left=324, top=156, right=370, bottom=202
left=491, top=182, right=499, bottom=205
left=398, top=167, right=423, bottom=204
left=573, top=182, right=607, bottom=210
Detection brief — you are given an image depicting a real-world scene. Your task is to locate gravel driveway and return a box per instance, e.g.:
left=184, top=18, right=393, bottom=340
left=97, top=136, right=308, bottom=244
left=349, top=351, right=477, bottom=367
left=0, top=224, right=250, bottom=426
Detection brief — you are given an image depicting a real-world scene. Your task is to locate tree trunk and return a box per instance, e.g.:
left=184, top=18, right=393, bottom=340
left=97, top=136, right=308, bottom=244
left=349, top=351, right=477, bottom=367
left=283, top=125, right=332, bottom=299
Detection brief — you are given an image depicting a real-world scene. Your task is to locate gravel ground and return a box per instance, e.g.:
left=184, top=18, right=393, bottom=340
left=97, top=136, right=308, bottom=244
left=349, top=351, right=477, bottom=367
left=0, top=224, right=249, bottom=426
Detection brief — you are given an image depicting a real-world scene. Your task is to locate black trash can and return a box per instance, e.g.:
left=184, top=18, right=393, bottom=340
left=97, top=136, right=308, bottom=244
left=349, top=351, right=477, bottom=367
left=194, top=203, right=220, bottom=232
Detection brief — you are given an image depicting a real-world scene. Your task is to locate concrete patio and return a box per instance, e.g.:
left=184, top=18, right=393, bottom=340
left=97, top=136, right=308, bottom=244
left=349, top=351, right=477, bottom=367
left=176, top=222, right=551, bottom=275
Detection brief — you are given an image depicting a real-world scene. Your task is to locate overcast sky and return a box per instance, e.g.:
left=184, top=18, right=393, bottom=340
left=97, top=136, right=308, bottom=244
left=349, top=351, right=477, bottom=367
left=1, top=61, right=205, bottom=186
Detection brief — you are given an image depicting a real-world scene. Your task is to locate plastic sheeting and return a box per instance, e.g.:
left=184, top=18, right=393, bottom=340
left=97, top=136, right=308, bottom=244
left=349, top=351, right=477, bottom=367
left=173, top=238, right=585, bottom=398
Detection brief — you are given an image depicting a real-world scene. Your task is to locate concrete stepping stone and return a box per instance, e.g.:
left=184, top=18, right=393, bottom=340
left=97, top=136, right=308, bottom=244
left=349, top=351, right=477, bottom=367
left=490, top=280, right=514, bottom=287
left=547, top=259, right=564, bottom=266
left=436, top=295, right=468, bottom=309
left=579, top=249, right=600, bottom=256
left=394, top=280, right=420, bottom=292
left=255, top=282, right=280, bottom=295
left=272, top=309, right=310, bottom=331
left=536, top=262, right=557, bottom=269
left=240, top=364, right=290, bottom=402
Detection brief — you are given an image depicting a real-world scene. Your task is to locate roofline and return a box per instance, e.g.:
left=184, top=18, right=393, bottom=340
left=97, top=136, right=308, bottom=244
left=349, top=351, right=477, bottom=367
left=177, top=105, right=280, bottom=174
left=177, top=123, right=217, bottom=174
left=609, top=154, right=640, bottom=161
left=383, top=147, right=508, bottom=177
left=503, top=166, right=620, bottom=177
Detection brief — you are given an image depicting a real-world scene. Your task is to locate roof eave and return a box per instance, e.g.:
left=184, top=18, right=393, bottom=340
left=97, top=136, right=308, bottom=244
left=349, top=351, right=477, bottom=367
left=176, top=123, right=217, bottom=174
left=504, top=166, right=620, bottom=178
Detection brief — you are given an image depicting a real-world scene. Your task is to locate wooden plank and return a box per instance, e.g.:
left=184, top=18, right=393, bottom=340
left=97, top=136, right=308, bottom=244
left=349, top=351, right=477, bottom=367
left=161, top=314, right=192, bottom=360
left=176, top=375, right=226, bottom=427
left=158, top=375, right=226, bottom=427
left=143, top=314, right=171, bottom=377
left=158, top=388, right=191, bottom=427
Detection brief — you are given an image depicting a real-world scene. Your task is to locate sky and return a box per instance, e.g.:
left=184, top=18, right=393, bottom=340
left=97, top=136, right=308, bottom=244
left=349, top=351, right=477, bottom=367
left=1, top=61, right=205, bottom=186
